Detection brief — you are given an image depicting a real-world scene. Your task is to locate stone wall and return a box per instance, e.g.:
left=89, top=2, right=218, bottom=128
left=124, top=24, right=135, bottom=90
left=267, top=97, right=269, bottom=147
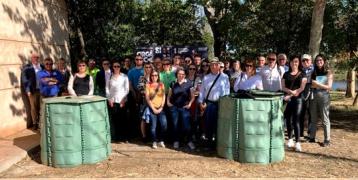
left=0, top=0, right=69, bottom=137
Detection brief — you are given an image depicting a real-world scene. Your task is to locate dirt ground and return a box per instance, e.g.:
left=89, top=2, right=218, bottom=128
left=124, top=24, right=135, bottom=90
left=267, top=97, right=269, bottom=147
left=1, top=92, right=357, bottom=178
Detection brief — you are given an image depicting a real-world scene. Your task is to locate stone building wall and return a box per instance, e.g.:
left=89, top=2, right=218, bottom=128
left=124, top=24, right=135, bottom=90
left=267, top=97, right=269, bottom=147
left=0, top=0, right=70, bottom=137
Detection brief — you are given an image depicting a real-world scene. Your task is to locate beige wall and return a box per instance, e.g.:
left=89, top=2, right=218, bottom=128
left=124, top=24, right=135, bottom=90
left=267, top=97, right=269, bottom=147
left=0, top=0, right=70, bottom=137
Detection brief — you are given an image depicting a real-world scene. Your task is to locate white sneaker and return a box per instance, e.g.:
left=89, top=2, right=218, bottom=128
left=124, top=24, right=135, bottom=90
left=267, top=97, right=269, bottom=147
left=287, top=139, right=294, bottom=148
left=188, top=141, right=196, bottom=150
left=158, top=141, right=165, bottom=148
left=152, top=142, right=157, bottom=149
left=295, top=142, right=302, bottom=152
left=173, top=141, right=179, bottom=149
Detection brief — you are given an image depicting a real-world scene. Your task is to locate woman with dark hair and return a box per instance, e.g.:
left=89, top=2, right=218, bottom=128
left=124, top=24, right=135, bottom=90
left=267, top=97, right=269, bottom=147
left=68, top=60, right=94, bottom=96
left=106, top=61, right=129, bottom=141
left=281, top=55, right=307, bottom=152
left=197, top=60, right=210, bottom=79
left=309, top=54, right=333, bottom=147
left=233, top=59, right=263, bottom=91
left=145, top=70, right=167, bottom=149
left=167, top=68, right=195, bottom=150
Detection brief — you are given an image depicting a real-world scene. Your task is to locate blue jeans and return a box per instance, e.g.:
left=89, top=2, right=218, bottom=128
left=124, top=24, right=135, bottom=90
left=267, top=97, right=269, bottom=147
left=169, top=106, right=191, bottom=142
left=203, top=102, right=219, bottom=140
left=149, top=109, right=167, bottom=142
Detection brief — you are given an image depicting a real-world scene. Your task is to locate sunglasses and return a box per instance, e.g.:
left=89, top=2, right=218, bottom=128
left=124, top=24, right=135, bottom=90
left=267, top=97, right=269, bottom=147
left=113, top=65, right=120, bottom=68
left=45, top=63, right=53, bottom=65
left=135, top=58, right=143, bottom=61
left=163, top=63, right=170, bottom=66
left=302, top=59, right=309, bottom=62
left=268, top=58, right=276, bottom=61
left=220, top=66, right=224, bottom=68
left=245, top=64, right=253, bottom=67
left=189, top=68, right=196, bottom=70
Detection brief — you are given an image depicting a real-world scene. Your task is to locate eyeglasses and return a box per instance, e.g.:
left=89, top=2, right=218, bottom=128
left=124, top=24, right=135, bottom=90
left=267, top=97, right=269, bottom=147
left=302, top=59, right=309, bottom=62
left=220, top=66, right=224, bottom=68
left=163, top=63, right=170, bottom=66
left=113, top=65, right=120, bottom=68
left=245, top=64, right=253, bottom=67
left=189, top=68, right=196, bottom=70
left=135, top=58, right=143, bottom=61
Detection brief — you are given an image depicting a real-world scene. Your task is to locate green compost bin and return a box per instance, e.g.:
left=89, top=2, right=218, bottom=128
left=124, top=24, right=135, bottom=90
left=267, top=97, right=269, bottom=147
left=40, top=96, right=111, bottom=168
left=217, top=91, right=285, bottom=164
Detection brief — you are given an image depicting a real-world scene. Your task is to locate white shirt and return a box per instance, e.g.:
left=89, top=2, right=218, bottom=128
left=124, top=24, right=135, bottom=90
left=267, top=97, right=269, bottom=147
left=33, top=63, right=42, bottom=89
left=260, top=65, right=284, bottom=91
left=105, top=69, right=112, bottom=88
left=198, top=72, right=230, bottom=103
left=234, top=72, right=263, bottom=92
left=106, top=73, right=129, bottom=103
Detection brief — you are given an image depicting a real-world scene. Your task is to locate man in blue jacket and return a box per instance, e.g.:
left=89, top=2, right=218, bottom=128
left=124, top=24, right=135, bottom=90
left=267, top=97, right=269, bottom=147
left=21, top=52, right=43, bottom=130
left=37, top=57, right=63, bottom=98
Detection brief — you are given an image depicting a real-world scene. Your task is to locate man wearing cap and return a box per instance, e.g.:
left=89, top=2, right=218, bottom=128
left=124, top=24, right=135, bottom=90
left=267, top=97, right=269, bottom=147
left=259, top=52, right=285, bottom=91
left=301, top=54, right=314, bottom=138
left=21, top=52, right=44, bottom=130
left=198, top=57, right=230, bottom=146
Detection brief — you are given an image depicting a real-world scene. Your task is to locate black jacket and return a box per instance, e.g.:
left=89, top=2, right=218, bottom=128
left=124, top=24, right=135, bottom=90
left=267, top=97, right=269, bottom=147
left=21, top=63, right=44, bottom=93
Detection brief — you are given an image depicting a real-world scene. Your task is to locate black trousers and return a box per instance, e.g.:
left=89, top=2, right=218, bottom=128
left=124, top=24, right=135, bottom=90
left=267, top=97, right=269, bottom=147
left=110, top=103, right=129, bottom=141
left=285, top=97, right=303, bottom=142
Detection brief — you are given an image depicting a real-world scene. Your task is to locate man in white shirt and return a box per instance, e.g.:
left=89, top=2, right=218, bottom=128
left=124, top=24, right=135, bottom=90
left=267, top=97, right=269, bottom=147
left=260, top=53, right=284, bottom=91
left=198, top=57, right=230, bottom=144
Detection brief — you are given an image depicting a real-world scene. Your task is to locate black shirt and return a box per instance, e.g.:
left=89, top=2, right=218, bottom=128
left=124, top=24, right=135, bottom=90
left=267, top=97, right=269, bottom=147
left=73, top=74, right=90, bottom=96
left=283, top=71, right=307, bottom=94
left=170, top=81, right=192, bottom=107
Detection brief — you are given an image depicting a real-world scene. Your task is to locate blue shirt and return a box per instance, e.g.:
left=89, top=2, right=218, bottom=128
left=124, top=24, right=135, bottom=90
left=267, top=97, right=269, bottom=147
left=128, top=67, right=144, bottom=91
left=37, top=70, right=63, bottom=97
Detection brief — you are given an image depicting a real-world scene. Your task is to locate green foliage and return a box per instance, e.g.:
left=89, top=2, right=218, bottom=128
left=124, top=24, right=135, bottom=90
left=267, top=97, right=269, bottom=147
left=67, top=0, right=204, bottom=60
left=66, top=0, right=357, bottom=62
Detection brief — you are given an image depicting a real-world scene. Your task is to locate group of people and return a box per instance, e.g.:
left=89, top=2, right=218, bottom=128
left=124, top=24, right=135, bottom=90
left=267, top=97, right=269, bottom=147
left=21, top=51, right=332, bottom=152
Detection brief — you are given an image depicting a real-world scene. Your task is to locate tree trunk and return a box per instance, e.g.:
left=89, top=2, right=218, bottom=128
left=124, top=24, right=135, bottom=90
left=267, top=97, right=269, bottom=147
left=346, top=69, right=356, bottom=98
left=308, top=0, right=326, bottom=58
left=66, top=0, right=87, bottom=59
left=202, top=19, right=215, bottom=60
